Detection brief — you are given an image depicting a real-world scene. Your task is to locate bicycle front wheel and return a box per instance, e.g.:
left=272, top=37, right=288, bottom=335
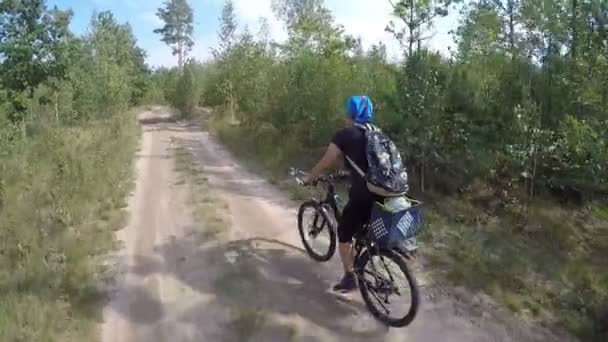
left=297, top=201, right=337, bottom=262
left=356, top=248, right=419, bottom=327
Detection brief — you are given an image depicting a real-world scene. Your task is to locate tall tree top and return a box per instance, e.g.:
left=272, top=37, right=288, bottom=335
left=153, top=0, right=194, bottom=68
left=214, top=0, right=237, bottom=59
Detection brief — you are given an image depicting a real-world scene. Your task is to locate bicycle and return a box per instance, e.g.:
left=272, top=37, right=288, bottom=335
left=289, top=167, right=421, bottom=327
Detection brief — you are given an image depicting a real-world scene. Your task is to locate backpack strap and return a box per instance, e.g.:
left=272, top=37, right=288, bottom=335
left=348, top=123, right=377, bottom=178
left=345, top=155, right=366, bottom=178
left=354, top=123, right=379, bottom=132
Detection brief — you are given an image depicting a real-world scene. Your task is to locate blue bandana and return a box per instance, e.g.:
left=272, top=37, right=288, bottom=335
left=346, top=95, right=374, bottom=124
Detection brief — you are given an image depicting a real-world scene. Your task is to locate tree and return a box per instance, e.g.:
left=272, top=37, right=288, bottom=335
left=213, top=0, right=237, bottom=59
left=456, top=2, right=504, bottom=59
left=272, top=0, right=356, bottom=57
left=154, top=0, right=194, bottom=69
left=272, top=0, right=325, bottom=29
left=0, top=0, right=72, bottom=122
left=386, top=0, right=454, bottom=56
left=70, top=11, right=149, bottom=117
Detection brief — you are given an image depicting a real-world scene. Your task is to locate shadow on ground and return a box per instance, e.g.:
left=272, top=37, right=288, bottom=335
left=107, top=233, right=388, bottom=342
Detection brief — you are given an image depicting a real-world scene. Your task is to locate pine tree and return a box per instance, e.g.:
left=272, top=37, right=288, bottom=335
left=154, top=0, right=194, bottom=69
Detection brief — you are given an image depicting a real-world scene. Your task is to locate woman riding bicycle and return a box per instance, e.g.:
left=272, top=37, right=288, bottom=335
left=303, top=95, right=382, bottom=293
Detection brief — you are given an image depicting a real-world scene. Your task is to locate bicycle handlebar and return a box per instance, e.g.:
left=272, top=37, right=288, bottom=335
left=288, top=167, right=349, bottom=186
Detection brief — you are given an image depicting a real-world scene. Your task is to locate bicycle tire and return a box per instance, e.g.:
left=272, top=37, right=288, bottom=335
left=297, top=201, right=337, bottom=262
left=356, top=248, right=419, bottom=327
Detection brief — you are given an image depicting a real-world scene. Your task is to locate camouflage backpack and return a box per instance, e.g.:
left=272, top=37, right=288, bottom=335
left=345, top=123, right=409, bottom=197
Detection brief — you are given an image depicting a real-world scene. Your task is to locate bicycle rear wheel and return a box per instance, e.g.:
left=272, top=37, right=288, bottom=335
left=297, top=201, right=337, bottom=262
left=356, top=248, right=419, bottom=327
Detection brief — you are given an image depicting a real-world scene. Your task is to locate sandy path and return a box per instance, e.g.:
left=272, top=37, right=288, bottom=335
left=101, top=107, right=566, bottom=342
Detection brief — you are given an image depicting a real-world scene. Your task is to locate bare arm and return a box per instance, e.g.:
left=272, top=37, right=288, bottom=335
left=308, top=143, right=342, bottom=182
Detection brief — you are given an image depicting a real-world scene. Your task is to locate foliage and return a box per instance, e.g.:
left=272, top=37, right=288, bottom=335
left=0, top=2, right=144, bottom=340
left=213, top=0, right=237, bottom=59
left=386, top=0, right=454, bottom=56
left=0, top=0, right=73, bottom=122
left=172, top=0, right=607, bottom=339
left=70, top=11, right=150, bottom=119
left=154, top=0, right=194, bottom=69
left=172, top=61, right=202, bottom=116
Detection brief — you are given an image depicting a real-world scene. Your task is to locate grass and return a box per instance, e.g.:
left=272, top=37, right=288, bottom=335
left=208, top=111, right=608, bottom=341
left=0, top=111, right=138, bottom=341
left=416, top=195, right=608, bottom=340
left=215, top=257, right=267, bottom=342
left=171, top=142, right=228, bottom=240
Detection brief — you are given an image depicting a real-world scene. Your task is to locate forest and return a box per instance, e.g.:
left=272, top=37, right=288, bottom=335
left=1, top=0, right=607, bottom=340
left=148, top=0, right=608, bottom=339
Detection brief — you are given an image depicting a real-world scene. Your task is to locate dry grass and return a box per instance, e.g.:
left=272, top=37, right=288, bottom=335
left=172, top=143, right=228, bottom=240
left=420, top=196, right=608, bottom=341
left=0, top=112, right=138, bottom=341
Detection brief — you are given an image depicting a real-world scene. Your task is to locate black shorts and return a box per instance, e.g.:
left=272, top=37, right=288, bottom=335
left=337, top=193, right=379, bottom=243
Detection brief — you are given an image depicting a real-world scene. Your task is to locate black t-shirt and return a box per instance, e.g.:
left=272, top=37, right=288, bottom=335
left=332, top=126, right=370, bottom=197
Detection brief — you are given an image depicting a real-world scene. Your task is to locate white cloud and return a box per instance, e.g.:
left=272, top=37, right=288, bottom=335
left=232, top=0, right=287, bottom=41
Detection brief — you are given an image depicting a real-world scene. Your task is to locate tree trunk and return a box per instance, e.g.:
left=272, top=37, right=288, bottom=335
left=508, top=0, right=516, bottom=57
left=228, top=81, right=236, bottom=124
left=178, top=40, right=183, bottom=69
left=54, top=89, right=59, bottom=122
left=530, top=148, right=537, bottom=198
left=571, top=0, right=578, bottom=60
left=408, top=0, right=414, bottom=56
left=420, top=163, right=425, bottom=193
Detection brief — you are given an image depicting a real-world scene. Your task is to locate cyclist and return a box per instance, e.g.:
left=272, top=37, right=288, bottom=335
left=303, top=95, right=381, bottom=293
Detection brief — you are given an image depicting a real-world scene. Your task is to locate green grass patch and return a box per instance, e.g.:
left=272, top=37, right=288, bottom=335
left=207, top=112, right=319, bottom=183
left=214, top=247, right=267, bottom=342
left=0, top=112, right=138, bottom=341
left=171, top=142, right=228, bottom=241
left=419, top=197, right=608, bottom=341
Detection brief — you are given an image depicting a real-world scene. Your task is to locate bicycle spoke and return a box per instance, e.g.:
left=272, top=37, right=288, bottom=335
left=359, top=250, right=417, bottom=326
left=379, top=255, right=396, bottom=283
left=364, top=279, right=391, bottom=315
left=299, top=202, right=336, bottom=262
left=308, top=219, right=326, bottom=237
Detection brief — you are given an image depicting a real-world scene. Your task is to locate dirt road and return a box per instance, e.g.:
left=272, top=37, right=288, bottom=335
left=101, top=107, right=565, bottom=342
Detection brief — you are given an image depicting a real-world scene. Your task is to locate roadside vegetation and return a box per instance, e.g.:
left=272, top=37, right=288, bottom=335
left=150, top=0, right=608, bottom=340
left=0, top=2, right=151, bottom=340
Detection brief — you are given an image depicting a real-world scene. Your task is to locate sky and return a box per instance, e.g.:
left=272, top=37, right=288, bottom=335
left=47, top=0, right=462, bottom=68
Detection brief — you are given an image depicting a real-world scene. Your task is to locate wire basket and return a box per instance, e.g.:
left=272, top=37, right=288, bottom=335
left=368, top=198, right=423, bottom=248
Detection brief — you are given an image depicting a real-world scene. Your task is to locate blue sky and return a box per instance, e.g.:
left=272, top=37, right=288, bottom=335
left=47, top=0, right=461, bottom=67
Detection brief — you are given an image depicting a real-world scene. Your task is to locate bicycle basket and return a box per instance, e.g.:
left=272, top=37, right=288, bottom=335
left=368, top=198, right=423, bottom=247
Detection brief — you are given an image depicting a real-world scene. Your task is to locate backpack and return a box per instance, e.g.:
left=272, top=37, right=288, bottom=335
left=345, top=123, right=409, bottom=197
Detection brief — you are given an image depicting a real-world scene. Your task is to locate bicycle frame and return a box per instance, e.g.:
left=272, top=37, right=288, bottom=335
left=317, top=181, right=343, bottom=223
left=292, top=167, right=420, bottom=327
left=315, top=182, right=378, bottom=260
left=290, top=167, right=413, bottom=259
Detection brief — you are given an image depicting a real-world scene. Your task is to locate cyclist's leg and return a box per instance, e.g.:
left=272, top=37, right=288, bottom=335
left=337, top=200, right=359, bottom=273
left=334, top=197, right=373, bottom=292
